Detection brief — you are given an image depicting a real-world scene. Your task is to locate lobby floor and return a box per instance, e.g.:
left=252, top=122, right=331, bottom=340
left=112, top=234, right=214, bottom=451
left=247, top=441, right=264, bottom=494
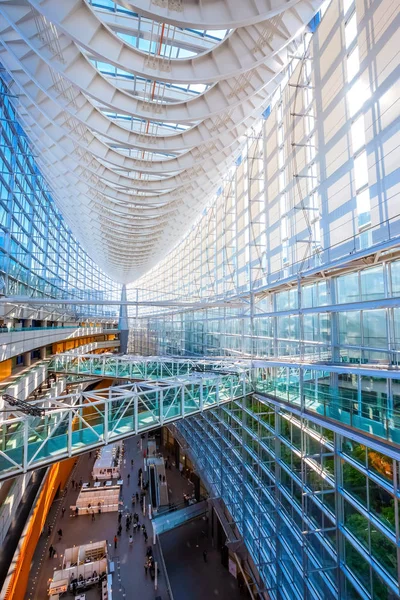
left=26, top=432, right=243, bottom=600
left=26, top=435, right=169, bottom=600
left=160, top=517, right=243, bottom=600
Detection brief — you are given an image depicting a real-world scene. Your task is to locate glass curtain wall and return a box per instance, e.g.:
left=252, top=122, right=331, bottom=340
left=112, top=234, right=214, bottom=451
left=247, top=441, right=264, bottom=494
left=177, top=395, right=400, bottom=599
left=0, top=74, right=120, bottom=315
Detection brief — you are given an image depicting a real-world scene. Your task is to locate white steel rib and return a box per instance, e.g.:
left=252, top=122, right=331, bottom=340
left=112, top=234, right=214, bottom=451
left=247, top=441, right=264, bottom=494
left=0, top=0, right=322, bottom=282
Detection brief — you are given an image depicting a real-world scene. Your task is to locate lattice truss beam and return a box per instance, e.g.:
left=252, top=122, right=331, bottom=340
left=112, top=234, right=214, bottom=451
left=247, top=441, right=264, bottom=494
left=0, top=0, right=322, bottom=283
left=0, top=358, right=251, bottom=481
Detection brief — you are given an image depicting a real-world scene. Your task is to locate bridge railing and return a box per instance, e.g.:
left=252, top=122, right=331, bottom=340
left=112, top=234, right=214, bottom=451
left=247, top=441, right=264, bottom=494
left=0, top=371, right=252, bottom=482
left=48, top=353, right=250, bottom=380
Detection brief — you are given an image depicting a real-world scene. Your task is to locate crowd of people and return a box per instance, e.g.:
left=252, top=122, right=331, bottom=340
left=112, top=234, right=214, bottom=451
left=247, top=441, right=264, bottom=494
left=45, top=436, right=169, bottom=595
left=115, top=510, right=148, bottom=544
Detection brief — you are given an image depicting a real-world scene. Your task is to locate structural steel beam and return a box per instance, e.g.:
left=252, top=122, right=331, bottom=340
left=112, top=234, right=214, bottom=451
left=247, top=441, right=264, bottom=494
left=0, top=370, right=251, bottom=482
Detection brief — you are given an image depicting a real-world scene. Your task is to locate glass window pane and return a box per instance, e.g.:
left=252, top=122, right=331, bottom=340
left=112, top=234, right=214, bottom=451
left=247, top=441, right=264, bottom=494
left=345, top=13, right=357, bottom=48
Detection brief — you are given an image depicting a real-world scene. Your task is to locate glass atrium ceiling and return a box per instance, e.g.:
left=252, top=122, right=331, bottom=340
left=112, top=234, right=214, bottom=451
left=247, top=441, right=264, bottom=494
left=0, top=0, right=323, bottom=283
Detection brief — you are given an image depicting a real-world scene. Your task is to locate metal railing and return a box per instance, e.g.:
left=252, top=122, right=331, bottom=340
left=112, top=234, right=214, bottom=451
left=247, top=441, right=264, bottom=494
left=48, top=353, right=250, bottom=380
left=0, top=370, right=251, bottom=481
left=0, top=325, right=77, bottom=334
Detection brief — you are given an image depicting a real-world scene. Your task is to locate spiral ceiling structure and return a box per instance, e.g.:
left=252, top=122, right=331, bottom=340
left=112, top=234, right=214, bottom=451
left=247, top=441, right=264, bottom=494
left=0, top=0, right=321, bottom=283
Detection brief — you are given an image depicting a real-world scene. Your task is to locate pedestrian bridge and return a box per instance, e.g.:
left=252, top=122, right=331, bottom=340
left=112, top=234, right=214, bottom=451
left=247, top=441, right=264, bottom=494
left=0, top=362, right=252, bottom=482
left=48, top=353, right=250, bottom=380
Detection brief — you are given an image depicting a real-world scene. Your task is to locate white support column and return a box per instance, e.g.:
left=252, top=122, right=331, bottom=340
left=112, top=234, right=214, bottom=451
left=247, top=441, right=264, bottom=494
left=23, top=351, right=31, bottom=367
left=199, top=381, right=204, bottom=412
left=68, top=410, right=72, bottom=456
left=181, top=385, right=185, bottom=418
left=134, top=393, right=138, bottom=434
left=159, top=389, right=164, bottom=425
left=104, top=392, right=110, bottom=443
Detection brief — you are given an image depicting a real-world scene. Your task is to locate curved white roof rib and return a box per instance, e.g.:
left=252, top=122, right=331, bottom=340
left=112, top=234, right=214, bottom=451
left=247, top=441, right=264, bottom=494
left=0, top=0, right=322, bottom=283
left=118, top=0, right=306, bottom=29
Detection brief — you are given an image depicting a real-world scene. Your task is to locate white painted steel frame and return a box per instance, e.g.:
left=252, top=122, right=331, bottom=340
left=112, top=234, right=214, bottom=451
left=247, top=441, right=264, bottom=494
left=0, top=370, right=251, bottom=481
left=0, top=0, right=322, bottom=282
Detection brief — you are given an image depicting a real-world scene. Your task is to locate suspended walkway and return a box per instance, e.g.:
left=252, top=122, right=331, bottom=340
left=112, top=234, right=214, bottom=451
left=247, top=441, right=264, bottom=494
left=0, top=364, right=252, bottom=482
left=48, top=353, right=250, bottom=380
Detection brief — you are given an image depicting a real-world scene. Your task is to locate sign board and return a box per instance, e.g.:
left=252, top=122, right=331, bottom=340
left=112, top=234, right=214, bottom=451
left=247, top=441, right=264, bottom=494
left=228, top=558, right=237, bottom=579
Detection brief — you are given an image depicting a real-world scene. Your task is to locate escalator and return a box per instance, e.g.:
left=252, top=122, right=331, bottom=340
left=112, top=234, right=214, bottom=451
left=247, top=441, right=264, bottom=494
left=149, top=464, right=159, bottom=509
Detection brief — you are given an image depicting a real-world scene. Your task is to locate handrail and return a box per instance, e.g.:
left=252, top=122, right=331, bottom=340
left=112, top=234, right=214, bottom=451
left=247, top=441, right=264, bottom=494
left=0, top=370, right=252, bottom=482
left=0, top=325, right=77, bottom=333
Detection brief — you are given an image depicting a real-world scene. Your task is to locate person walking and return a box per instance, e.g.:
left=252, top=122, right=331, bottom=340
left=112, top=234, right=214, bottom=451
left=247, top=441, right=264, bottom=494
left=48, top=544, right=54, bottom=559
left=118, top=512, right=122, bottom=524
left=114, top=535, right=118, bottom=549
left=71, top=479, right=75, bottom=489
left=144, top=530, right=148, bottom=543
left=118, top=524, right=122, bottom=536
left=127, top=473, right=130, bottom=484
left=91, top=510, right=95, bottom=522
left=61, top=507, right=65, bottom=518
left=57, top=528, right=63, bottom=541
left=129, top=535, right=133, bottom=547
left=203, top=550, right=207, bottom=563
left=135, top=492, right=139, bottom=503
left=131, top=459, right=134, bottom=468
left=47, top=525, right=52, bottom=537
left=144, top=560, right=149, bottom=576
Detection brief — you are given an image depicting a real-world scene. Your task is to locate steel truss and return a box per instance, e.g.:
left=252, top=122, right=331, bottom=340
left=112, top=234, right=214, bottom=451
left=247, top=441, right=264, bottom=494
left=0, top=368, right=251, bottom=482
left=48, top=353, right=250, bottom=380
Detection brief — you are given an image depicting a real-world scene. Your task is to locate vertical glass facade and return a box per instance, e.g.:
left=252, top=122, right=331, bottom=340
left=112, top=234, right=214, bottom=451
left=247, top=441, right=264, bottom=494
left=177, top=396, right=400, bottom=599
left=0, top=74, right=120, bottom=314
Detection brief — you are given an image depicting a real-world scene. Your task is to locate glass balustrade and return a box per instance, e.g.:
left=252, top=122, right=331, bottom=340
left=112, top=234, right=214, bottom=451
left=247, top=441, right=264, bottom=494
left=255, top=374, right=400, bottom=444
left=0, top=371, right=251, bottom=480
left=0, top=325, right=79, bottom=334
